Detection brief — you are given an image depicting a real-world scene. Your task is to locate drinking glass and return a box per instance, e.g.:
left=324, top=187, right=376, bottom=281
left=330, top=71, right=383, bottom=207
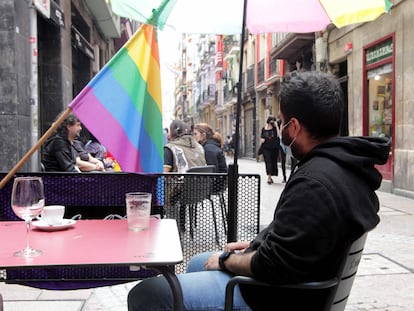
left=11, top=176, right=45, bottom=257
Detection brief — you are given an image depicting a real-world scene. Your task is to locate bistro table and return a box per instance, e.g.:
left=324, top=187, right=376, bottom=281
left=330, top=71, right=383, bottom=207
left=0, top=218, right=184, bottom=311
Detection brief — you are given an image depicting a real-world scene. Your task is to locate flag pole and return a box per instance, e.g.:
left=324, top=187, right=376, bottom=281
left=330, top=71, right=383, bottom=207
left=1, top=1, right=174, bottom=189
left=227, top=0, right=247, bottom=243
left=0, top=108, right=72, bottom=189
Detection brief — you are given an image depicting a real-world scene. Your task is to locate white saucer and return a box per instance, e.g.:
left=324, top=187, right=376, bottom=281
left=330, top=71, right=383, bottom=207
left=32, top=219, right=76, bottom=231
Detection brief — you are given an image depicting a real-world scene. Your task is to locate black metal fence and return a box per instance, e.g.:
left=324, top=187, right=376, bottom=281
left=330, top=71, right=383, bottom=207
left=160, top=172, right=260, bottom=273
left=0, top=171, right=260, bottom=283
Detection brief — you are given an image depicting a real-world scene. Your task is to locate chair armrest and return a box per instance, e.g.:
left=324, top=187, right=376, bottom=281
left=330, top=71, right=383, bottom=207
left=224, top=276, right=339, bottom=311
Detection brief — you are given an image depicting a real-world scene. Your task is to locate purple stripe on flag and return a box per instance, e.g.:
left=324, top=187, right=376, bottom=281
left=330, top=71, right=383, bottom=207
left=71, top=86, right=142, bottom=172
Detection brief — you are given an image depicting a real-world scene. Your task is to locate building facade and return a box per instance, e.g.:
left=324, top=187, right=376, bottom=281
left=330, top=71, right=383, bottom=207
left=179, top=0, right=412, bottom=197
left=0, top=0, right=122, bottom=172
left=327, top=0, right=412, bottom=196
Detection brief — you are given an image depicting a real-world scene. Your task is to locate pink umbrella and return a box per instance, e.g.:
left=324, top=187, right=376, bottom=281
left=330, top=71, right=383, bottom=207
left=110, top=0, right=391, bottom=34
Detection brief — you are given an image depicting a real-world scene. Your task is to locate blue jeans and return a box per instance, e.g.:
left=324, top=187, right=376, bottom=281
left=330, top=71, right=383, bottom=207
left=128, top=252, right=252, bottom=311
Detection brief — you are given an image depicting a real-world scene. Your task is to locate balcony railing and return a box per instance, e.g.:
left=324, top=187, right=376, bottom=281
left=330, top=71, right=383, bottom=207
left=246, top=65, right=254, bottom=91
left=269, top=58, right=279, bottom=77
left=257, top=59, right=265, bottom=85
left=201, top=84, right=216, bottom=102
left=224, top=82, right=237, bottom=103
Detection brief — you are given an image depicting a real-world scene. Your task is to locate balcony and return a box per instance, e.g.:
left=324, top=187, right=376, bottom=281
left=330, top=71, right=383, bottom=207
left=223, top=82, right=237, bottom=103
left=271, top=33, right=314, bottom=60
left=246, top=65, right=254, bottom=92
left=201, top=84, right=216, bottom=102
left=84, top=0, right=121, bottom=38
left=257, top=59, right=265, bottom=85
left=267, top=58, right=280, bottom=84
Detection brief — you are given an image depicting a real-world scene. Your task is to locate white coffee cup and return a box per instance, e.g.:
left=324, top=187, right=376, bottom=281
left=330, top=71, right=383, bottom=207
left=40, top=205, right=65, bottom=225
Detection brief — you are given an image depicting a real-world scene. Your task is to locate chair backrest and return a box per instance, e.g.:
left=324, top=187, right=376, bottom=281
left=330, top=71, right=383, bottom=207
left=187, top=165, right=228, bottom=195
left=224, top=232, right=368, bottom=311
left=186, top=165, right=216, bottom=173
left=330, top=232, right=367, bottom=310
left=179, top=165, right=216, bottom=205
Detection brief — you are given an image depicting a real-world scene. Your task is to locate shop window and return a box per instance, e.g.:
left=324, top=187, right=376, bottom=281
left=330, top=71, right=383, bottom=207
left=367, top=64, right=392, bottom=138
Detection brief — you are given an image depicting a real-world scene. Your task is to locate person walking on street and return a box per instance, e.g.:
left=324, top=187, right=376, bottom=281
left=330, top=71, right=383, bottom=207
left=127, top=71, right=390, bottom=311
left=260, top=115, right=280, bottom=184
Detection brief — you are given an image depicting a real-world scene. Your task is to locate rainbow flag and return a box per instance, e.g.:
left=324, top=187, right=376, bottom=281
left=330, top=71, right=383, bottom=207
left=69, top=24, right=163, bottom=173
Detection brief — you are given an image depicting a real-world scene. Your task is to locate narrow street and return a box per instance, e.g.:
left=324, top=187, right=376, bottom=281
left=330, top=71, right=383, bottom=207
left=1, top=157, right=413, bottom=310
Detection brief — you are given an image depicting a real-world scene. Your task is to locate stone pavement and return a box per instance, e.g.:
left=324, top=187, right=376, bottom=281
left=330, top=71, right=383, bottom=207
left=1, top=157, right=413, bottom=311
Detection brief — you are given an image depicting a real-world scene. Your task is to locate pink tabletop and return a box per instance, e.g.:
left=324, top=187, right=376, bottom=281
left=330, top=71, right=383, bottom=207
left=0, top=218, right=183, bottom=269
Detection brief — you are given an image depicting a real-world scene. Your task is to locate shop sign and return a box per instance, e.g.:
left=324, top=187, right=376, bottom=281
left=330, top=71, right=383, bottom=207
left=50, top=1, right=65, bottom=28
left=72, top=27, right=95, bottom=60
left=34, top=0, right=50, bottom=19
left=365, top=39, right=393, bottom=65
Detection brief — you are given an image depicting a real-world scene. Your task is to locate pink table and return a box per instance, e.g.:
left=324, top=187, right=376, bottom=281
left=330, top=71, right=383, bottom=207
left=0, top=218, right=184, bottom=310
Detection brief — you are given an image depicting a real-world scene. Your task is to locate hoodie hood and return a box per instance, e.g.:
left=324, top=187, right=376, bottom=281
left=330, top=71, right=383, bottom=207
left=170, top=134, right=201, bottom=149
left=44, top=133, right=68, bottom=147
left=301, top=136, right=391, bottom=190
left=204, top=138, right=222, bottom=149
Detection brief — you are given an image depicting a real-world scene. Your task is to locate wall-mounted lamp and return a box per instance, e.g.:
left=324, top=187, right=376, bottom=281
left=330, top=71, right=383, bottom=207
left=344, top=42, right=353, bottom=54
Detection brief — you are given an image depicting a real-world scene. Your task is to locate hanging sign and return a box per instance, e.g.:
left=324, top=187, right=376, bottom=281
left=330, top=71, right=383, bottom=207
left=72, top=26, right=95, bottom=60
left=50, top=1, right=65, bottom=28
left=34, top=0, right=51, bottom=19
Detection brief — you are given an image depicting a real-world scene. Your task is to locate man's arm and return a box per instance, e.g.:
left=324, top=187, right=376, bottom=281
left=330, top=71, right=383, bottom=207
left=76, top=155, right=104, bottom=172
left=54, top=150, right=79, bottom=172
left=52, top=139, right=79, bottom=172
left=204, top=250, right=256, bottom=276
left=164, top=147, right=173, bottom=172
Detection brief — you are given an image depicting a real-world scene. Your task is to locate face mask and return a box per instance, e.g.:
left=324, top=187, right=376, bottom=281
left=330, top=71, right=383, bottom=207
left=280, top=120, right=297, bottom=159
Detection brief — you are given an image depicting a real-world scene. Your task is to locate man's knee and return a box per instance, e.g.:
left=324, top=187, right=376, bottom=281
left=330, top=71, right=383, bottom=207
left=127, top=276, right=172, bottom=311
left=186, top=252, right=215, bottom=273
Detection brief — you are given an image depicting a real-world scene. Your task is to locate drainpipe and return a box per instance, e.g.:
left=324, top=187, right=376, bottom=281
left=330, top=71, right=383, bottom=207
left=29, top=5, right=39, bottom=171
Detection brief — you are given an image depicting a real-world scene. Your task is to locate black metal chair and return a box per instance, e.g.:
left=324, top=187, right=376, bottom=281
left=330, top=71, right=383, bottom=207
left=224, top=232, right=368, bottom=311
left=186, top=165, right=216, bottom=173
left=163, top=166, right=216, bottom=233
left=183, top=166, right=219, bottom=242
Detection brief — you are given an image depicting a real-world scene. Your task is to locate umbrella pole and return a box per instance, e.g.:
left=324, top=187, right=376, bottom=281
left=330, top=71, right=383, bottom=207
left=227, top=0, right=247, bottom=243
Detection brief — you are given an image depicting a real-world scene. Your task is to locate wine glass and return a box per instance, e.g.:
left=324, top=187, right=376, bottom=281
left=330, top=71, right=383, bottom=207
left=11, top=176, right=45, bottom=257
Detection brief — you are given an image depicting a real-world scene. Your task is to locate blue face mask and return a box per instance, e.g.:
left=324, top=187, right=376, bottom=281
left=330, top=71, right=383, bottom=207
left=280, top=120, right=297, bottom=159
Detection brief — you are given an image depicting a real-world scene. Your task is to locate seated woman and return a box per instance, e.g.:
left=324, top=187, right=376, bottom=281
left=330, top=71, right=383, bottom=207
left=193, top=123, right=228, bottom=173
left=73, top=139, right=105, bottom=172
left=164, top=120, right=206, bottom=173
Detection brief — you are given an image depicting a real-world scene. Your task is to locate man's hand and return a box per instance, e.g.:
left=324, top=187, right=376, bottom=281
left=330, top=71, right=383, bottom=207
left=203, top=241, right=253, bottom=274
left=224, top=241, right=250, bottom=253
left=204, top=252, right=221, bottom=270
left=94, top=160, right=104, bottom=171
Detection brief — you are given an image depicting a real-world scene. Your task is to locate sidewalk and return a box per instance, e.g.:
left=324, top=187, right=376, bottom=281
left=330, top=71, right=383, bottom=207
left=1, top=157, right=413, bottom=311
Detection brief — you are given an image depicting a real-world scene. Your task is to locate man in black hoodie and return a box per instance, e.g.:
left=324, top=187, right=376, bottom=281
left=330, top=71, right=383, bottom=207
left=127, top=71, right=391, bottom=311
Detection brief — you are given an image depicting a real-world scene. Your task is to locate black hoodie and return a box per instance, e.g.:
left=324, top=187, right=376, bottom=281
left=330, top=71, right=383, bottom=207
left=241, top=136, right=391, bottom=310
left=42, top=134, right=79, bottom=172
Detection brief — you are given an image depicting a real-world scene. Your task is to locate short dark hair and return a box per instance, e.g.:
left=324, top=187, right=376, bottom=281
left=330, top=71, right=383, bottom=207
left=278, top=71, right=344, bottom=140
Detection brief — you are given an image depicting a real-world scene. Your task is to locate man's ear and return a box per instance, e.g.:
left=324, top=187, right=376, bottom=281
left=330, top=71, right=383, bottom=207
left=290, top=118, right=301, bottom=135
